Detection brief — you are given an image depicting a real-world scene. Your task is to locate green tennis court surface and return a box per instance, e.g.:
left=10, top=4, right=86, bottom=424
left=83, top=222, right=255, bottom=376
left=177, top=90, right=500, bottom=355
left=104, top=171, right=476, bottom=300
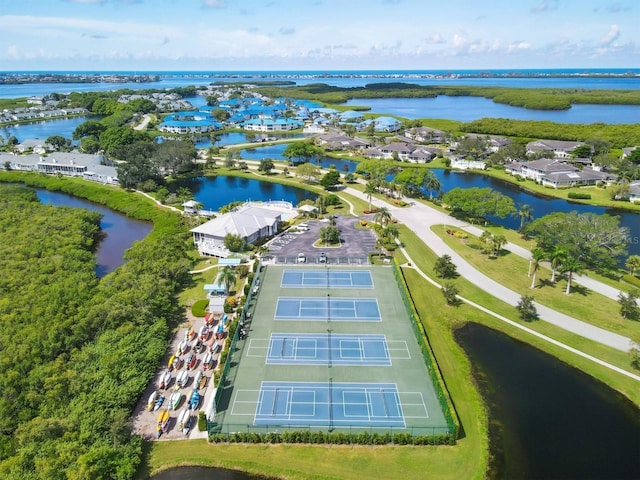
left=211, top=265, right=448, bottom=435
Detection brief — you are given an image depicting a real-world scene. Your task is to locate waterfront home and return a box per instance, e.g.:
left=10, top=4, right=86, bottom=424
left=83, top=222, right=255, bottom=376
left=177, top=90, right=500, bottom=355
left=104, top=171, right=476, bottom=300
left=526, top=139, right=587, bottom=158
left=159, top=111, right=222, bottom=134
left=359, top=117, right=402, bottom=132
left=363, top=141, right=435, bottom=163
left=0, top=151, right=118, bottom=185
left=630, top=181, right=640, bottom=204
left=339, top=110, right=364, bottom=123
left=191, top=203, right=285, bottom=257
left=316, top=134, right=370, bottom=151
left=15, top=138, right=52, bottom=154
left=505, top=158, right=612, bottom=188
left=243, top=118, right=302, bottom=132
left=405, top=126, right=447, bottom=144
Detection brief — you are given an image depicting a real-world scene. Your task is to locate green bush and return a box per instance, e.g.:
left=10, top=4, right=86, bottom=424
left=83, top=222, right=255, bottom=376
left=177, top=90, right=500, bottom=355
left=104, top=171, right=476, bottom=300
left=198, top=411, right=207, bottom=431
left=191, top=299, right=209, bottom=317
left=568, top=191, right=592, bottom=200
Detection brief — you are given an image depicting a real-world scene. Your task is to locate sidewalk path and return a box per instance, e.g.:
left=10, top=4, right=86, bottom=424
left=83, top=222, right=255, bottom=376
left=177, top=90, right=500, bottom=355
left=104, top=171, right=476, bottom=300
left=344, top=187, right=634, bottom=352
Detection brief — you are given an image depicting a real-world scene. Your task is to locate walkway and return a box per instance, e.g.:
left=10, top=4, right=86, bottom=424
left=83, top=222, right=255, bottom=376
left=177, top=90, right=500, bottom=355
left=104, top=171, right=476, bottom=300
left=344, top=186, right=634, bottom=352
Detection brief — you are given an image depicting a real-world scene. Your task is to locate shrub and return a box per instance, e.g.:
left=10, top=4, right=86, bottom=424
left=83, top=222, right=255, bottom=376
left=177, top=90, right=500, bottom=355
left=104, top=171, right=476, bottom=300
left=568, top=191, right=592, bottom=200
left=223, top=296, right=237, bottom=313
left=191, top=299, right=209, bottom=317
left=198, top=411, right=207, bottom=431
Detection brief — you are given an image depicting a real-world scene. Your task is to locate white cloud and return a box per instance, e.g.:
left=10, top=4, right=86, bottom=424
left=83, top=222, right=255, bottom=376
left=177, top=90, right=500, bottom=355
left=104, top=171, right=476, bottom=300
left=600, top=24, right=620, bottom=45
left=424, top=33, right=446, bottom=45
left=202, top=0, right=226, bottom=8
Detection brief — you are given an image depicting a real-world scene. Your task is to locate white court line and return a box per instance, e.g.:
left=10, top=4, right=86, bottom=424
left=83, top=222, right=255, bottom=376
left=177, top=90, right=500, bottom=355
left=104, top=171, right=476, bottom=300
left=398, top=391, right=429, bottom=419
left=387, top=340, right=411, bottom=359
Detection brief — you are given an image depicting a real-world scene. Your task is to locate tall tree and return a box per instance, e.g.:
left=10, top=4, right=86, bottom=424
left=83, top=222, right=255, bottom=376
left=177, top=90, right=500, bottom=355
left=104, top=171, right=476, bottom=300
left=525, top=211, right=629, bottom=270
left=625, top=255, right=640, bottom=277
left=219, top=267, right=237, bottom=296
left=561, top=256, right=583, bottom=295
left=514, top=204, right=534, bottom=232
left=364, top=182, right=377, bottom=212
left=442, top=187, right=516, bottom=223
left=548, top=246, right=567, bottom=283
left=374, top=207, right=392, bottom=227
left=529, top=247, right=545, bottom=289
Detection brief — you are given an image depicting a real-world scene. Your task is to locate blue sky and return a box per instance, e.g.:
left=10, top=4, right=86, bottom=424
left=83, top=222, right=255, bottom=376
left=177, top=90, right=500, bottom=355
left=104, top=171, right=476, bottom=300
left=0, top=0, right=637, bottom=71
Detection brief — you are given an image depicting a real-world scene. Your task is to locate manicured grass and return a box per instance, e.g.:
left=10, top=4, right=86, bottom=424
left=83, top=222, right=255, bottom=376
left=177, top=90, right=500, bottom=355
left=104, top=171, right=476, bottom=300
left=431, top=225, right=640, bottom=340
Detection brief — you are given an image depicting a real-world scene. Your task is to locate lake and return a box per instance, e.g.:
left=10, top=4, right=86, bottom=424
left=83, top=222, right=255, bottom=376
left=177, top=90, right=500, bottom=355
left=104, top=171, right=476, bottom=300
left=36, top=189, right=152, bottom=276
left=172, top=175, right=317, bottom=212
left=455, top=322, right=640, bottom=479
left=194, top=131, right=308, bottom=149
left=151, top=466, right=263, bottom=480
left=342, top=96, right=640, bottom=124
left=1, top=116, right=94, bottom=143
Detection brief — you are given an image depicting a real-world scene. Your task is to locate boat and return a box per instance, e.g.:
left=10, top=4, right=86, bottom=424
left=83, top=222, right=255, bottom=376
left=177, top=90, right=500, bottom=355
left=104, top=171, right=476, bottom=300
left=198, top=373, right=207, bottom=390
left=157, top=408, right=169, bottom=425
left=194, top=370, right=203, bottom=389
left=172, top=356, right=182, bottom=371
left=182, top=414, right=193, bottom=436
left=167, top=354, right=175, bottom=371
left=147, top=390, right=158, bottom=411
left=177, top=339, right=188, bottom=356
left=202, top=352, right=213, bottom=370
left=159, top=369, right=172, bottom=390
left=186, top=352, right=197, bottom=370
left=189, top=389, right=201, bottom=410
left=153, top=394, right=165, bottom=411
left=170, top=391, right=183, bottom=410
left=199, top=325, right=209, bottom=341
left=178, top=408, right=190, bottom=429
left=176, top=369, right=189, bottom=389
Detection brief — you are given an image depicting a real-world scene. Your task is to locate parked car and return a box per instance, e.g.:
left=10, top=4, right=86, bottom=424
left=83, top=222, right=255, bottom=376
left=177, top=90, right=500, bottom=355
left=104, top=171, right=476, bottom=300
left=319, top=252, right=327, bottom=263
left=297, top=252, right=306, bottom=263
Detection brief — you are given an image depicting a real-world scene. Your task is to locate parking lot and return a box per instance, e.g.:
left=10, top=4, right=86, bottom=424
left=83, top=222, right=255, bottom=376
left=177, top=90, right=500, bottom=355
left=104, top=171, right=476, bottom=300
left=267, top=215, right=377, bottom=264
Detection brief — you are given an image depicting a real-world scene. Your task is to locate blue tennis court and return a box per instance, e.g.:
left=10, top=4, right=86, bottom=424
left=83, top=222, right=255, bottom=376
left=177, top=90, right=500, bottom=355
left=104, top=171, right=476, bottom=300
left=266, top=333, right=390, bottom=366
left=275, top=297, right=381, bottom=321
left=254, top=382, right=405, bottom=427
left=281, top=270, right=374, bottom=288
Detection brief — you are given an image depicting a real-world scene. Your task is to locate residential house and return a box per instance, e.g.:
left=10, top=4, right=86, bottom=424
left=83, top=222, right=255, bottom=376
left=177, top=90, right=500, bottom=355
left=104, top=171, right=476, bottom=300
left=526, top=139, right=587, bottom=158
left=316, top=134, right=370, bottom=151
left=450, top=156, right=486, bottom=170
left=405, top=126, right=447, bottom=144
left=190, top=204, right=283, bottom=257
left=630, top=181, right=640, bottom=204
left=15, top=138, right=51, bottom=154
left=243, top=118, right=302, bottom=132
left=506, top=158, right=612, bottom=188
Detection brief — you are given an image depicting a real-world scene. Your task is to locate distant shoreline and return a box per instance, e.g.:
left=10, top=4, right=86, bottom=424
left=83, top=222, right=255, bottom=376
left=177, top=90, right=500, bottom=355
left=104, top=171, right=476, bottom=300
left=1, top=68, right=639, bottom=86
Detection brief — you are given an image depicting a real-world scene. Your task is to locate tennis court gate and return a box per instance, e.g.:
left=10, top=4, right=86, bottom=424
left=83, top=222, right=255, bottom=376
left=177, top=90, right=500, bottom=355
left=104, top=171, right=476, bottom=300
left=275, top=255, right=370, bottom=265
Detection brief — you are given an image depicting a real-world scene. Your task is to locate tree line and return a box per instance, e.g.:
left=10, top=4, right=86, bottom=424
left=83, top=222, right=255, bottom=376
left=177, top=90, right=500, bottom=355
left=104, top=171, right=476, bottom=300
left=0, top=182, right=191, bottom=479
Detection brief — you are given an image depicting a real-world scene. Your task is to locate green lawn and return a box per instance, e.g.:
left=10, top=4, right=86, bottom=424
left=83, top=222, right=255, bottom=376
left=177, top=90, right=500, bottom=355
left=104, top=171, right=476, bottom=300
left=431, top=225, right=640, bottom=340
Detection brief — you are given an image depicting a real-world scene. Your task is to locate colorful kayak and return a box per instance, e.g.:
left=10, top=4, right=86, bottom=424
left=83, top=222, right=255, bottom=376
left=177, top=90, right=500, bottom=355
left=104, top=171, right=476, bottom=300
left=147, top=390, right=158, bottom=411
left=159, top=369, right=172, bottom=390
left=178, top=408, right=190, bottom=429
left=189, top=389, right=201, bottom=410
left=170, top=391, right=183, bottom=411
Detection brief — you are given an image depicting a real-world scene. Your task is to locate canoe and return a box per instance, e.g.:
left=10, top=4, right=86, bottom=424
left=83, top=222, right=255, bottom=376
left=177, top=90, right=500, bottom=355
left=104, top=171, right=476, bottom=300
left=147, top=390, right=158, bottom=410
left=159, top=369, right=172, bottom=390
left=189, top=389, right=200, bottom=410
left=172, top=356, right=182, bottom=370
left=176, top=369, right=189, bottom=389
left=194, top=371, right=203, bottom=388
left=178, top=339, right=188, bottom=356
left=171, top=391, right=183, bottom=410
left=198, top=374, right=207, bottom=390
left=157, top=408, right=169, bottom=425
left=178, top=408, right=190, bottom=428
left=186, top=353, right=197, bottom=370
left=153, top=394, right=165, bottom=411
left=199, top=325, right=209, bottom=340
left=167, top=354, right=175, bottom=370
left=203, top=352, right=213, bottom=370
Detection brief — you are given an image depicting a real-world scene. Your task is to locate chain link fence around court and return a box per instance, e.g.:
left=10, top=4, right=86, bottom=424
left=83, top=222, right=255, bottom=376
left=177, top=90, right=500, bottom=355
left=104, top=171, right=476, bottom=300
left=391, top=261, right=460, bottom=439
left=211, top=260, right=263, bottom=419
left=274, top=255, right=370, bottom=265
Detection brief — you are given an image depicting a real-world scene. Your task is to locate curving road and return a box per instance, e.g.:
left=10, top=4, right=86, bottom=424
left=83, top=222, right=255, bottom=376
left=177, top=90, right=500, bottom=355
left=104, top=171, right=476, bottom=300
left=344, top=187, right=634, bottom=352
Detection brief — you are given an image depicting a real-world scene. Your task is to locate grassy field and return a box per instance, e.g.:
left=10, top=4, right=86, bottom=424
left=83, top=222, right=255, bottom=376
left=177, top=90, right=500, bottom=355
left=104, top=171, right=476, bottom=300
left=431, top=225, right=640, bottom=340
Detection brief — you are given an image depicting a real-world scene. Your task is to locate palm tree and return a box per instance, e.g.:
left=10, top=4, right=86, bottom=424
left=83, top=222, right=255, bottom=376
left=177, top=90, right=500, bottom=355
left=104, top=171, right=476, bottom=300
left=561, top=256, right=583, bottom=295
left=515, top=204, right=534, bottom=232
left=364, top=182, right=377, bottom=212
left=384, top=224, right=400, bottom=245
left=374, top=207, right=392, bottom=227
left=375, top=237, right=385, bottom=258
left=424, top=170, right=441, bottom=200
left=549, top=247, right=567, bottom=283
left=491, top=234, right=507, bottom=257
left=480, top=231, right=494, bottom=256
left=529, top=247, right=545, bottom=289
left=257, top=245, right=269, bottom=257
left=219, top=267, right=237, bottom=296
left=176, top=187, right=193, bottom=203
left=625, top=255, right=640, bottom=277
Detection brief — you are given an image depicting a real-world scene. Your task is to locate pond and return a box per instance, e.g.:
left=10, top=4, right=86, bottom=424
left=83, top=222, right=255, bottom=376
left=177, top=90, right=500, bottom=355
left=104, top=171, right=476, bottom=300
left=455, top=322, right=640, bottom=479
left=194, top=132, right=308, bottom=149
left=36, top=190, right=152, bottom=276
left=151, top=466, right=264, bottom=480
left=173, top=175, right=317, bottom=212
left=0, top=116, right=95, bottom=143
